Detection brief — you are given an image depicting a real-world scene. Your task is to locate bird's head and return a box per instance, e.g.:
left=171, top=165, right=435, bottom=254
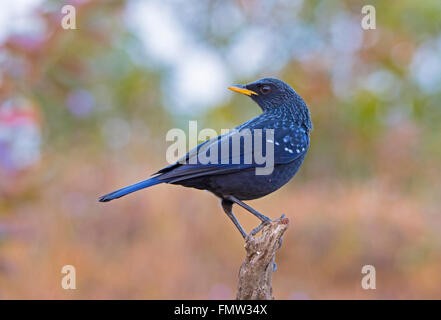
left=228, top=78, right=298, bottom=111
left=229, top=77, right=312, bottom=129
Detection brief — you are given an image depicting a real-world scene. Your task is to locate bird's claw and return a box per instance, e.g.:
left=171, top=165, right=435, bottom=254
left=246, top=214, right=287, bottom=240
left=277, top=236, right=283, bottom=250
left=249, top=222, right=266, bottom=237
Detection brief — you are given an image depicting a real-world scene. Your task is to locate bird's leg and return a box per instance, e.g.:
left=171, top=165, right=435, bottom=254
left=221, top=199, right=247, bottom=239
left=225, top=196, right=271, bottom=223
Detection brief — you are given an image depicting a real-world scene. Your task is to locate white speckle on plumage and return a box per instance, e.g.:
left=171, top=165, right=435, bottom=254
left=296, top=149, right=300, bottom=153
left=275, top=141, right=280, bottom=146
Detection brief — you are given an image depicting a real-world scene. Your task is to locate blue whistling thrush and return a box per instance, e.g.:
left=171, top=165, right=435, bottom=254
left=99, top=78, right=312, bottom=239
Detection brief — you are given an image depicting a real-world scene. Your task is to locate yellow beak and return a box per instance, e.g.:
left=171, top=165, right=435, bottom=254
left=228, top=85, right=258, bottom=96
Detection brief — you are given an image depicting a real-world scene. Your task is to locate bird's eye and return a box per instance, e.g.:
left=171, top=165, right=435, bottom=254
left=260, top=85, right=271, bottom=95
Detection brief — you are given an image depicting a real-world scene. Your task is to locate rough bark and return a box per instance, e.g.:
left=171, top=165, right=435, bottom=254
left=236, top=216, right=289, bottom=300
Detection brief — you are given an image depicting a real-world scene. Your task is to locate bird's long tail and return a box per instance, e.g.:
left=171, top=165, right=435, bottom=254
left=99, top=177, right=162, bottom=202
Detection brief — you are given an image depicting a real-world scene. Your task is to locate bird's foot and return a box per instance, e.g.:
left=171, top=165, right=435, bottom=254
left=248, top=213, right=287, bottom=238
left=275, top=214, right=287, bottom=250
left=271, top=215, right=287, bottom=270
left=248, top=219, right=271, bottom=238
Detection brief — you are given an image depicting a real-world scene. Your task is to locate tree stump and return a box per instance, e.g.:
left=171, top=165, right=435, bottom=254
left=236, top=216, right=289, bottom=300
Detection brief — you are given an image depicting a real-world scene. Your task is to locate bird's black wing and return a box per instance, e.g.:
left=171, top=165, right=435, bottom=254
left=153, top=118, right=309, bottom=183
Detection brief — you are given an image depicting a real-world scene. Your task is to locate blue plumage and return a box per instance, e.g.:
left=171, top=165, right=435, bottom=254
left=99, top=78, right=312, bottom=238
left=99, top=176, right=162, bottom=202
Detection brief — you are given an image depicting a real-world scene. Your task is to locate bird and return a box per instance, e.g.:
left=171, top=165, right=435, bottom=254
left=99, top=78, right=312, bottom=239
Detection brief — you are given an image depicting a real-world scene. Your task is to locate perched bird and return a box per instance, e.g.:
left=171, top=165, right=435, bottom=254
left=99, top=78, right=312, bottom=238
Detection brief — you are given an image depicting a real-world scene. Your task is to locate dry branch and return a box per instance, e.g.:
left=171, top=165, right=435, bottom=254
left=236, top=216, right=290, bottom=300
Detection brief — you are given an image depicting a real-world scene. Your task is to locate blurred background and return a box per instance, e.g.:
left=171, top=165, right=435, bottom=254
left=0, top=0, right=440, bottom=299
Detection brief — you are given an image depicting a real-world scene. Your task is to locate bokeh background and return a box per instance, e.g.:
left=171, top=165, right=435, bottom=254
left=1, top=0, right=441, bottom=299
